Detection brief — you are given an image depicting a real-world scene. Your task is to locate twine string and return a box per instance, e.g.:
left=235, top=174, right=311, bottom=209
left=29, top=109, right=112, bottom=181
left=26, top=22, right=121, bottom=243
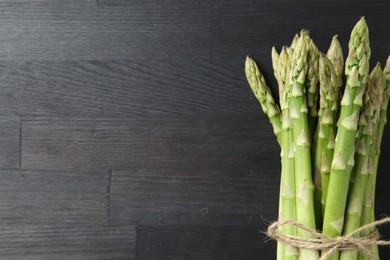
left=266, top=217, right=390, bottom=260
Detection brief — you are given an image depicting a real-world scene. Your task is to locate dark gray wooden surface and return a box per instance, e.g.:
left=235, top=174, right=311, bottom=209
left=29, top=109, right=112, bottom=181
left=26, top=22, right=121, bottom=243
left=0, top=0, right=389, bottom=259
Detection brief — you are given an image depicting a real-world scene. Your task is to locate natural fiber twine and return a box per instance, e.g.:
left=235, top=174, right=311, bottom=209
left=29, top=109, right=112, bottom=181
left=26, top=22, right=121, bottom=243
left=266, top=217, right=390, bottom=260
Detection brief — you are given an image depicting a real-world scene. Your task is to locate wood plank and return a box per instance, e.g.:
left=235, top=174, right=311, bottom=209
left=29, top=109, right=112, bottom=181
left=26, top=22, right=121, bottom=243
left=212, top=1, right=390, bottom=85
left=0, top=224, right=135, bottom=260
left=0, top=170, right=109, bottom=224
left=109, top=163, right=279, bottom=225
left=136, top=225, right=271, bottom=260
left=0, top=1, right=210, bottom=60
left=0, top=59, right=256, bottom=116
left=0, top=117, right=20, bottom=169
left=21, top=115, right=279, bottom=171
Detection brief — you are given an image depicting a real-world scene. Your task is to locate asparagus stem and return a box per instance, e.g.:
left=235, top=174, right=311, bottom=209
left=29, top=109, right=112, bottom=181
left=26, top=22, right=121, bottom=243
left=359, top=56, right=390, bottom=260
left=288, top=33, right=319, bottom=260
left=318, top=35, right=344, bottom=217
left=245, top=56, right=282, bottom=145
left=313, top=55, right=338, bottom=229
left=358, top=157, right=380, bottom=260
left=322, top=17, right=371, bottom=260
left=273, top=47, right=299, bottom=260
left=340, top=63, right=382, bottom=260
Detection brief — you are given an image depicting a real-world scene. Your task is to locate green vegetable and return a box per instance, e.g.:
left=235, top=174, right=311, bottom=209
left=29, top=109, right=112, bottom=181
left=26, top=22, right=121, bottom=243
left=340, top=63, right=382, bottom=260
left=317, top=35, right=344, bottom=215
left=358, top=56, right=390, bottom=260
left=326, top=35, right=344, bottom=91
left=245, top=56, right=286, bottom=259
left=245, top=56, right=282, bottom=144
left=244, top=17, right=389, bottom=260
left=312, top=54, right=338, bottom=228
left=288, top=33, right=319, bottom=260
left=273, top=46, right=299, bottom=260
left=322, top=18, right=370, bottom=260
left=304, top=34, right=320, bottom=140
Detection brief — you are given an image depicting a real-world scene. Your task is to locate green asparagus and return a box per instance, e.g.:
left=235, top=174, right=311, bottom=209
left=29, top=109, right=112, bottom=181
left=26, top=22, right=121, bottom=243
left=358, top=56, right=390, bottom=260
left=244, top=17, right=389, bottom=260
left=322, top=17, right=370, bottom=260
left=288, top=33, right=319, bottom=260
left=318, top=35, right=344, bottom=215
left=304, top=34, right=320, bottom=140
left=313, top=54, right=338, bottom=228
left=273, top=46, right=299, bottom=260
left=245, top=56, right=282, bottom=144
left=327, top=35, right=345, bottom=91
left=340, top=63, right=383, bottom=260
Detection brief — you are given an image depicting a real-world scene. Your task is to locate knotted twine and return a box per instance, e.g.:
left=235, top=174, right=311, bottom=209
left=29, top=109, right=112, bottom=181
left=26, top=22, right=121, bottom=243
left=266, top=217, right=390, bottom=259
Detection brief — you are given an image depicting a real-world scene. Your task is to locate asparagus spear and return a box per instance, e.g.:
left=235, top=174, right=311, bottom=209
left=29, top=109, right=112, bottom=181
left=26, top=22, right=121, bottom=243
left=358, top=56, right=390, bottom=260
left=340, top=64, right=383, bottom=260
left=312, top=55, right=338, bottom=228
left=327, top=35, right=345, bottom=91
left=288, top=33, right=319, bottom=260
left=271, top=48, right=286, bottom=260
left=273, top=46, right=299, bottom=260
left=245, top=56, right=282, bottom=145
left=326, top=35, right=344, bottom=133
left=317, top=35, right=344, bottom=216
left=322, top=17, right=371, bottom=260
left=304, top=34, right=320, bottom=140
left=245, top=57, right=287, bottom=259
left=272, top=47, right=282, bottom=97
left=315, top=35, right=344, bottom=214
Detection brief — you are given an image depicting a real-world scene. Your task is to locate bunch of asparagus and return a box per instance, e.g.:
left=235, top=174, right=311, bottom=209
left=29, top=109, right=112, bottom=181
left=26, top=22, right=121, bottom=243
left=245, top=17, right=390, bottom=260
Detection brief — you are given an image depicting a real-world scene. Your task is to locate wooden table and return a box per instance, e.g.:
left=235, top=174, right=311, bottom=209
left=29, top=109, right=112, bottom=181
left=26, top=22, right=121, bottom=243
left=0, top=0, right=389, bottom=259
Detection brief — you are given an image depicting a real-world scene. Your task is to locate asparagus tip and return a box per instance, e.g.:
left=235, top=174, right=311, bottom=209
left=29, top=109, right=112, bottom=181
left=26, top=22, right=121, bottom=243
left=290, top=34, right=299, bottom=50
left=300, top=29, right=310, bottom=38
left=370, top=62, right=383, bottom=79
left=272, top=47, right=279, bottom=62
left=245, top=55, right=254, bottom=67
left=354, top=16, right=369, bottom=38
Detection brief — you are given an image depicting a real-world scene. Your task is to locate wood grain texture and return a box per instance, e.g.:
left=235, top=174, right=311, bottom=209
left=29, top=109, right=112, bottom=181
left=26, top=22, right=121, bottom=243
left=109, top=162, right=279, bottom=226
left=0, top=224, right=136, bottom=260
left=21, top=115, right=279, bottom=171
left=1, top=0, right=390, bottom=259
left=0, top=1, right=210, bottom=60
left=0, top=170, right=109, bottom=224
left=136, top=225, right=270, bottom=260
left=0, top=59, right=256, bottom=116
left=0, top=117, right=20, bottom=169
